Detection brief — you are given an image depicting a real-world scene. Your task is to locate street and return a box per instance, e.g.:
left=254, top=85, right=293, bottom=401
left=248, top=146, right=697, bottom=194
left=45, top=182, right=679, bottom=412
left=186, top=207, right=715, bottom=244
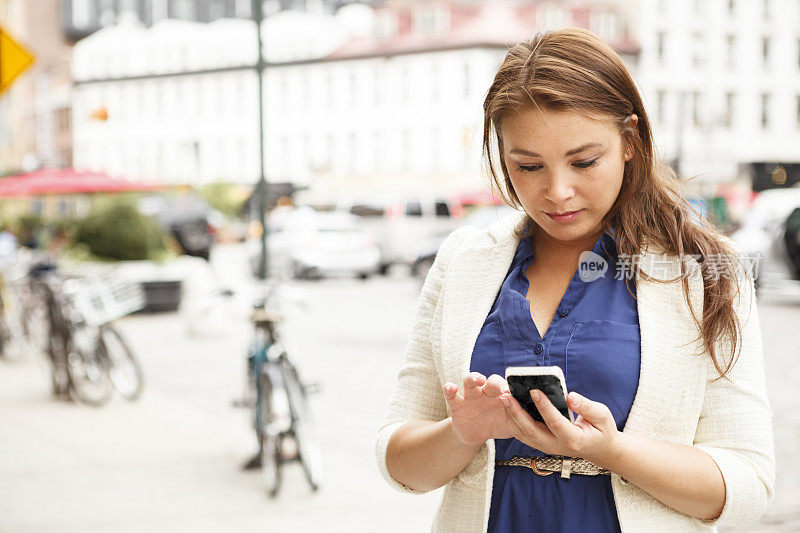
left=0, top=243, right=797, bottom=532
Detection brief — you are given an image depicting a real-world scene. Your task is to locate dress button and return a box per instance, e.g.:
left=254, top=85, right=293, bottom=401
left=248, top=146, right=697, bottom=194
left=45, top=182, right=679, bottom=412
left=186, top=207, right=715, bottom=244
left=533, top=344, right=544, bottom=355
left=558, top=308, right=569, bottom=317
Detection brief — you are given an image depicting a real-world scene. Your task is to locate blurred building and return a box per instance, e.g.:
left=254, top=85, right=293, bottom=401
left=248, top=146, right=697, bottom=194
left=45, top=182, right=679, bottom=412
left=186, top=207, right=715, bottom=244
left=0, top=0, right=74, bottom=175
left=629, top=0, right=800, bottom=194
left=71, top=0, right=634, bottom=197
left=61, top=0, right=379, bottom=40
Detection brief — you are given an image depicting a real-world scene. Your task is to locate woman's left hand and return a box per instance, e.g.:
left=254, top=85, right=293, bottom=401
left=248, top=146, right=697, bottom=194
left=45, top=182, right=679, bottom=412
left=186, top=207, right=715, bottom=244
left=500, top=389, right=622, bottom=468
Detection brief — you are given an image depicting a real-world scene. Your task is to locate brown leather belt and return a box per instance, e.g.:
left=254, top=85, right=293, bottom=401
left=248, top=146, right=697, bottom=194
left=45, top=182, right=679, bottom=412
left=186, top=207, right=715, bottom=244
left=495, top=455, right=613, bottom=479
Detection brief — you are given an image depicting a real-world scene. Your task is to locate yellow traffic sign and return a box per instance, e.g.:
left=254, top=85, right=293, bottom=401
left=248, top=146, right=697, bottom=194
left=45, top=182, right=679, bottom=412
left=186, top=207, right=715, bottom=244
left=0, top=26, right=35, bottom=97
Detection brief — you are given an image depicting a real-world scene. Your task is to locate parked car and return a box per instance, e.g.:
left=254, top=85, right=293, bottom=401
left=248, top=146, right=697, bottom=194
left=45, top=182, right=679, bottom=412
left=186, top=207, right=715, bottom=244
left=412, top=205, right=518, bottom=285
left=334, top=197, right=465, bottom=274
left=731, top=187, right=800, bottom=295
left=248, top=207, right=381, bottom=280
left=138, top=194, right=216, bottom=260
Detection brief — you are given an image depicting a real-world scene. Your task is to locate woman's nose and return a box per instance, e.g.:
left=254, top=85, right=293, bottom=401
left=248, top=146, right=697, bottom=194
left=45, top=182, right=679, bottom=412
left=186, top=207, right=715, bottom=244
left=543, top=170, right=576, bottom=204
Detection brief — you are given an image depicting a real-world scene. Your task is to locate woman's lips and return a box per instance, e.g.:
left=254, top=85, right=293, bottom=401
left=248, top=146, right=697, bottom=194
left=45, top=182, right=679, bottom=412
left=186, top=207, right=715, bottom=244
left=545, top=209, right=583, bottom=222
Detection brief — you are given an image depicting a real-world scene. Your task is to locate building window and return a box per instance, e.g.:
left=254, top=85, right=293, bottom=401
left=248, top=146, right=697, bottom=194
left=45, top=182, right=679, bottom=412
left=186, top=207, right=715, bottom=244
left=762, top=37, right=770, bottom=67
left=463, top=62, right=470, bottom=99
left=691, top=91, right=701, bottom=127
left=726, top=34, right=736, bottom=69
left=374, top=65, right=381, bottom=107
left=415, top=5, right=445, bottom=36
left=431, top=62, right=439, bottom=102
left=235, top=0, right=252, bottom=18
left=796, top=95, right=800, bottom=129
left=692, top=33, right=705, bottom=69
left=71, top=0, right=92, bottom=27
left=541, top=5, right=567, bottom=29
left=761, top=93, right=770, bottom=129
left=763, top=0, right=770, bottom=19
left=119, top=0, right=138, bottom=17
left=797, top=39, right=800, bottom=70
left=693, top=0, right=703, bottom=15
left=401, top=64, right=409, bottom=103
left=656, top=89, right=666, bottom=124
left=209, top=0, right=227, bottom=21
left=728, top=0, right=735, bottom=15
left=401, top=129, right=410, bottom=172
left=590, top=11, right=618, bottom=42
left=98, top=0, right=115, bottom=25
left=656, top=32, right=666, bottom=63
left=170, top=0, right=196, bottom=20
left=724, top=92, right=734, bottom=129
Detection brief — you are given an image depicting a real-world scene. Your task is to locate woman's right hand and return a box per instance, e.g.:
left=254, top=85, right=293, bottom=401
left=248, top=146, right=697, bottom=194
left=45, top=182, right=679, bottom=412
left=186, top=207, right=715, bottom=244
left=444, top=373, right=514, bottom=447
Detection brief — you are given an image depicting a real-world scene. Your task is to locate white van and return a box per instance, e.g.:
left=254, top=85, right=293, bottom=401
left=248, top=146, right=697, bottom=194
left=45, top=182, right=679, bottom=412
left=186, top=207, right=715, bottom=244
left=338, top=197, right=465, bottom=274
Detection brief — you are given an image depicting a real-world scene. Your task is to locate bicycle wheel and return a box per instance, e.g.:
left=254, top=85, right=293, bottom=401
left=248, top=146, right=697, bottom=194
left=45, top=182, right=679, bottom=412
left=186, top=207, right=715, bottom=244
left=258, top=371, right=282, bottom=498
left=98, top=325, right=144, bottom=401
left=281, top=358, right=325, bottom=491
left=66, top=326, right=112, bottom=407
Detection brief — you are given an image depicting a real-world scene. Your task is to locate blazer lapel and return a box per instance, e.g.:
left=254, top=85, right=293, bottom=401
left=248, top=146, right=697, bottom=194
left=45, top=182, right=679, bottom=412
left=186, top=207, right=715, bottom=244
left=623, top=242, right=706, bottom=440
left=438, top=212, right=526, bottom=388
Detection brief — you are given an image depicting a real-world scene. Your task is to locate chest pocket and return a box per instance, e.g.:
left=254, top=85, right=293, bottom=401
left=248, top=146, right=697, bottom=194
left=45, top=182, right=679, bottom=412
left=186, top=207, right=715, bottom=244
left=565, top=320, right=641, bottom=432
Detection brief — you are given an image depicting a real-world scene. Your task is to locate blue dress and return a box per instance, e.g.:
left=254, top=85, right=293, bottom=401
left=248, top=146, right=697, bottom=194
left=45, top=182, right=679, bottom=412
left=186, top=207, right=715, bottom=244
left=469, top=227, right=641, bottom=533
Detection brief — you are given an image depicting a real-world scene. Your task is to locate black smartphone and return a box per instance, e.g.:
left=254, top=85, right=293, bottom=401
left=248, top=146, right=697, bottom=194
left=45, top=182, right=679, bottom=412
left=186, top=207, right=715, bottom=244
left=505, top=366, right=573, bottom=423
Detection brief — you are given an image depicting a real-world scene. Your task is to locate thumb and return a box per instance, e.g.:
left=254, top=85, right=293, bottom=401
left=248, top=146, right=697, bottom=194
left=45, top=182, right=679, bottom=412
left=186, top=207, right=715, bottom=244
left=568, top=391, right=610, bottom=427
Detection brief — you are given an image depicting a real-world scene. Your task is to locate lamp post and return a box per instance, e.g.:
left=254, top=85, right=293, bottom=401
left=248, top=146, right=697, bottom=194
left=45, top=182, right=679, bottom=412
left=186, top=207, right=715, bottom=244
left=253, top=0, right=269, bottom=280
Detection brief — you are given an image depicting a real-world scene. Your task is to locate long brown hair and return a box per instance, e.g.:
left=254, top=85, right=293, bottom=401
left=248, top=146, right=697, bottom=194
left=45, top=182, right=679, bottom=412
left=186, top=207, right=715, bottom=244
left=482, top=28, right=751, bottom=380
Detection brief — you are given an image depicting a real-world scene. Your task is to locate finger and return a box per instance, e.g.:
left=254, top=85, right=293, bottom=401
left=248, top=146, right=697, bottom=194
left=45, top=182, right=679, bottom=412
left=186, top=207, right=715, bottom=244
left=502, top=393, right=555, bottom=445
left=481, top=374, right=509, bottom=398
left=531, top=389, right=580, bottom=441
left=443, top=382, right=464, bottom=412
left=463, top=372, right=487, bottom=400
left=568, top=391, right=614, bottom=428
left=504, top=407, right=523, bottom=436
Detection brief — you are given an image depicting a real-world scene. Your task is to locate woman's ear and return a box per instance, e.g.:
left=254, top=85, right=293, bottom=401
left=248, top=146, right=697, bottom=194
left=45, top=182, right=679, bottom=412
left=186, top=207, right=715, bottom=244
left=623, top=114, right=638, bottom=162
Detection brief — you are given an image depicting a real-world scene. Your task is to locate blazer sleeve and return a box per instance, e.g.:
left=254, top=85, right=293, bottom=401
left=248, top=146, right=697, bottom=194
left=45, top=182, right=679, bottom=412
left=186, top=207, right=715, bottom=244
left=374, top=226, right=475, bottom=495
left=693, top=270, right=776, bottom=527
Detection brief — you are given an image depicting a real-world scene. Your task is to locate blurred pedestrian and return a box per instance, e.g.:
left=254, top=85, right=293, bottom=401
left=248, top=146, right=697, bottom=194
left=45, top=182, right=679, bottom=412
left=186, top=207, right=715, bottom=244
left=376, top=28, right=773, bottom=532
left=0, top=225, right=18, bottom=268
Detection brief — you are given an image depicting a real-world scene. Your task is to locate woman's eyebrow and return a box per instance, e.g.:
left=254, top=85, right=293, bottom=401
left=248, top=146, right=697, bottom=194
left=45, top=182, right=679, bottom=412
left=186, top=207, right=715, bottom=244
left=509, top=143, right=603, bottom=157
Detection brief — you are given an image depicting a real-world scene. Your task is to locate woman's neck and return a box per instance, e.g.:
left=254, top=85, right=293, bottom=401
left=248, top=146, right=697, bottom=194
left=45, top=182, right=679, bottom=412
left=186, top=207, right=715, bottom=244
left=532, top=226, right=603, bottom=266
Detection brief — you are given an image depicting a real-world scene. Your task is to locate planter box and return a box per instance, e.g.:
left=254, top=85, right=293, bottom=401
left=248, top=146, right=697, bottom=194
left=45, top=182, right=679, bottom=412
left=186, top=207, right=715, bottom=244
left=139, top=280, right=183, bottom=313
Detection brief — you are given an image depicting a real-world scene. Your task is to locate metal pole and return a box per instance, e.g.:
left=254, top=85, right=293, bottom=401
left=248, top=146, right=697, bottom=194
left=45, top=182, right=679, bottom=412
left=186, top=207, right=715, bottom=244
left=253, top=0, right=269, bottom=279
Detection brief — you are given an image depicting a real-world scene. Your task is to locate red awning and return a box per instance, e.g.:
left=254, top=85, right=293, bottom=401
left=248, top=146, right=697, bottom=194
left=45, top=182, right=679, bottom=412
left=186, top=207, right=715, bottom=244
left=0, top=168, right=162, bottom=197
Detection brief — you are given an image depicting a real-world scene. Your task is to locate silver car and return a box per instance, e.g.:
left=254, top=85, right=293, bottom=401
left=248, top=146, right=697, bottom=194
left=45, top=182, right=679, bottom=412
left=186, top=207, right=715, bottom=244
left=249, top=208, right=381, bottom=280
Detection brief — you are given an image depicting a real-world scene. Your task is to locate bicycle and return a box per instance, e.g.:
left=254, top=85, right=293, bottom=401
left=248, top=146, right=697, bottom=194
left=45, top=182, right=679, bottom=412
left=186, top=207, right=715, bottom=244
left=0, top=250, right=47, bottom=362
left=35, top=267, right=146, bottom=405
left=244, top=281, right=325, bottom=497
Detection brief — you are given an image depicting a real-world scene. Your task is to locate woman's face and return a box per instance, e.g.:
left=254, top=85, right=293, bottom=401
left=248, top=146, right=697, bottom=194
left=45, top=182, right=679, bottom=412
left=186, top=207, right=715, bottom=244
left=501, top=107, right=634, bottom=247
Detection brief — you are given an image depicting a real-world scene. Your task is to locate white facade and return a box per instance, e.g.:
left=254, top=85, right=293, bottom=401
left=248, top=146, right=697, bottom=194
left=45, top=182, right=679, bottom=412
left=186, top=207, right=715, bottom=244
left=71, top=3, right=631, bottom=196
left=264, top=49, right=503, bottom=195
left=71, top=11, right=501, bottom=193
left=632, top=0, right=800, bottom=191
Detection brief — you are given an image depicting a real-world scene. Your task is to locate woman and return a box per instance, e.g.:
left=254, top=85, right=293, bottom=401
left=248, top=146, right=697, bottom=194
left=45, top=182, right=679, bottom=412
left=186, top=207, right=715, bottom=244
left=375, top=28, right=775, bottom=532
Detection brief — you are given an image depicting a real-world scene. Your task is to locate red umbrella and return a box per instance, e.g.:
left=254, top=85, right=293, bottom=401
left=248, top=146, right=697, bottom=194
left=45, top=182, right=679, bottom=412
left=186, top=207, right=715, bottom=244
left=0, top=168, right=162, bottom=197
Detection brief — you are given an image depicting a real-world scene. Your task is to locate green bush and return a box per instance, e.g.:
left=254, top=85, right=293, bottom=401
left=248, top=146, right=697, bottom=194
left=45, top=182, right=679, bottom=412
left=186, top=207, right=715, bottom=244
left=74, top=199, right=166, bottom=261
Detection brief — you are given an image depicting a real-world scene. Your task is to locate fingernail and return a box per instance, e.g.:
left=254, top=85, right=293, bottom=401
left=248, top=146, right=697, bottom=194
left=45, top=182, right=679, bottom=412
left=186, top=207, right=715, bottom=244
left=531, top=390, right=539, bottom=401
left=571, top=392, right=581, bottom=406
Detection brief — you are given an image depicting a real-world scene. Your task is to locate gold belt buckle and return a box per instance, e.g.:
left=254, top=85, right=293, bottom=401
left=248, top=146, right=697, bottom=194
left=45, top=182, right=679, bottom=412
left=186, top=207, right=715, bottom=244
left=530, top=458, right=553, bottom=476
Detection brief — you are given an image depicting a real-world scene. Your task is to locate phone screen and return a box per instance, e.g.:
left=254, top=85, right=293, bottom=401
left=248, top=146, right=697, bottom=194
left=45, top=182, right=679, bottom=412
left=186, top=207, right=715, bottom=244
left=507, top=374, right=570, bottom=423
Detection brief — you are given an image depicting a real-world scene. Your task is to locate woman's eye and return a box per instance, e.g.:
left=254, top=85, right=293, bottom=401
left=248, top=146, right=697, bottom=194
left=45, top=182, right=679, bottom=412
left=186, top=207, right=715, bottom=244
left=574, top=158, right=599, bottom=169
left=517, top=164, right=542, bottom=173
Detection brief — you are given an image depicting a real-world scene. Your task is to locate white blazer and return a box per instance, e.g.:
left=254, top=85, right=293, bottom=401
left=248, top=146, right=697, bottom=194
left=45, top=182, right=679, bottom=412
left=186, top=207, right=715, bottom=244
left=375, top=211, right=775, bottom=532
